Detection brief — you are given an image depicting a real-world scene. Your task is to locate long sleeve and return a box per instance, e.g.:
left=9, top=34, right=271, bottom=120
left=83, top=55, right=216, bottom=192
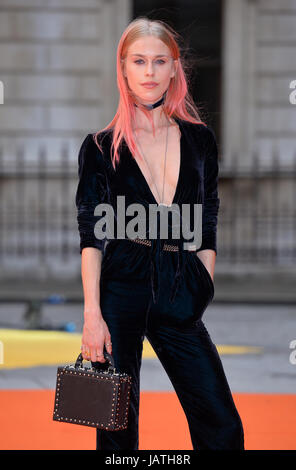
left=75, top=133, right=108, bottom=254
left=196, top=126, right=220, bottom=255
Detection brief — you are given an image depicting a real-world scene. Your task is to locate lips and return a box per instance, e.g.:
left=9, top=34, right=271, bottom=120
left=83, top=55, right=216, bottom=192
left=141, top=82, right=158, bottom=88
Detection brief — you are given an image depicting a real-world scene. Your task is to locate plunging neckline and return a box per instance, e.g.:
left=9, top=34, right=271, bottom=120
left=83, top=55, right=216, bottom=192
left=129, top=118, right=183, bottom=207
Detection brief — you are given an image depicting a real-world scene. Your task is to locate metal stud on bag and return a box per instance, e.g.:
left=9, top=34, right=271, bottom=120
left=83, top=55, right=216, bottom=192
left=52, top=348, right=132, bottom=431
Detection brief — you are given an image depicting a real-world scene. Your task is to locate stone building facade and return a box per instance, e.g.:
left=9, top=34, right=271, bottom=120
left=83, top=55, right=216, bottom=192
left=0, top=0, right=295, bottom=279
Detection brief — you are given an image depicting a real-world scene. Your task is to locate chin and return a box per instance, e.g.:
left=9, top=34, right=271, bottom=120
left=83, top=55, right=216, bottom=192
left=136, top=89, right=164, bottom=101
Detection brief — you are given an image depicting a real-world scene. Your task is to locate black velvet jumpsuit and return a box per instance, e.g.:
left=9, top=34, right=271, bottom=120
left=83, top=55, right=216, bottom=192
left=75, top=117, right=245, bottom=450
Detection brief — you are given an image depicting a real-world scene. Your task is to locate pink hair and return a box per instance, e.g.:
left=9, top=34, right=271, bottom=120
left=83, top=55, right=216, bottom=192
left=94, top=17, right=205, bottom=170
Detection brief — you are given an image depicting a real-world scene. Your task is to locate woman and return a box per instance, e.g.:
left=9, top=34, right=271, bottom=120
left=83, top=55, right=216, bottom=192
left=75, top=17, right=245, bottom=450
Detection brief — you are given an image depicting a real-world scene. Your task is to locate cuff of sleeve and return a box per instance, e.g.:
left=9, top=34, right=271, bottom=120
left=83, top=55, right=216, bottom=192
left=195, top=243, right=217, bottom=255
left=79, top=239, right=105, bottom=255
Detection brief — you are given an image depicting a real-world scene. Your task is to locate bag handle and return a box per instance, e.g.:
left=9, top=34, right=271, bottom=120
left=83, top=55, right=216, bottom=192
left=75, top=347, right=115, bottom=372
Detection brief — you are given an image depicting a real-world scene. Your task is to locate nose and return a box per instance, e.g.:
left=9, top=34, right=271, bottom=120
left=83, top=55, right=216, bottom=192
left=145, top=60, right=154, bottom=76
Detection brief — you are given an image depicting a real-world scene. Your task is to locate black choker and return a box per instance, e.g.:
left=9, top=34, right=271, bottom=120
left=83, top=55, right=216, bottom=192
left=134, top=94, right=165, bottom=110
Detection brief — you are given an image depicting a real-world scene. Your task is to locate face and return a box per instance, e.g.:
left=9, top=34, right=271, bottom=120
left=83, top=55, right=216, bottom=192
left=122, top=35, right=177, bottom=105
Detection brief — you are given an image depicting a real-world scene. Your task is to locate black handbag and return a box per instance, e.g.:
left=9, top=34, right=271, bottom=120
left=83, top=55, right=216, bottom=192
left=52, top=349, right=132, bottom=431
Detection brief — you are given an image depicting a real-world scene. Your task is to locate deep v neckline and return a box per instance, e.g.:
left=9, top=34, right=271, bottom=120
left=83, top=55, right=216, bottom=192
left=129, top=118, right=183, bottom=206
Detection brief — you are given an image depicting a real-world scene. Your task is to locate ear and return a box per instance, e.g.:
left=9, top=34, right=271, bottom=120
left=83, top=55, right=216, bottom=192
left=171, top=59, right=178, bottom=78
left=121, top=58, right=127, bottom=78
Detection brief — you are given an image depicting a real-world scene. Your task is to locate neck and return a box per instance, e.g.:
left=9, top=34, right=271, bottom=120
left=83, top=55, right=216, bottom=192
left=133, top=95, right=172, bottom=132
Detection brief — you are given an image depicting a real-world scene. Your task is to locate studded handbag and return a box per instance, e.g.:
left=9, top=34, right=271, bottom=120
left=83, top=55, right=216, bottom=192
left=52, top=350, right=132, bottom=431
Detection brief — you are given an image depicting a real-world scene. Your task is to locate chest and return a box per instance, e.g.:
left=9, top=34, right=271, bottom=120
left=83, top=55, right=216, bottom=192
left=131, top=125, right=182, bottom=206
left=107, top=123, right=205, bottom=207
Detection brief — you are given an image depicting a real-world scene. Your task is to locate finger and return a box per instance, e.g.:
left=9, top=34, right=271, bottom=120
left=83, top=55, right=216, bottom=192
left=90, top=349, right=100, bottom=363
left=105, top=337, right=112, bottom=354
left=95, top=348, right=105, bottom=363
left=81, top=345, right=91, bottom=361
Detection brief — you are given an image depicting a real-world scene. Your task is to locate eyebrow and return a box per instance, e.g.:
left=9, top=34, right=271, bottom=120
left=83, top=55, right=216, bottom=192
left=130, top=54, right=169, bottom=58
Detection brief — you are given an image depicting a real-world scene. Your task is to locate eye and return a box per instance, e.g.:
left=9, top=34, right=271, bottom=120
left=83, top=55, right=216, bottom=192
left=133, top=59, right=166, bottom=65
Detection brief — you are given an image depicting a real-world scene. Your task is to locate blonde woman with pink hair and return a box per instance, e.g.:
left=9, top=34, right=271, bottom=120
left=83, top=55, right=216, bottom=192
left=75, top=17, right=244, bottom=450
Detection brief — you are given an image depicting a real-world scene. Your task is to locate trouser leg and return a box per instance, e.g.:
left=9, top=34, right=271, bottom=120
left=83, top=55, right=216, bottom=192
left=92, top=279, right=150, bottom=450
left=145, top=319, right=245, bottom=450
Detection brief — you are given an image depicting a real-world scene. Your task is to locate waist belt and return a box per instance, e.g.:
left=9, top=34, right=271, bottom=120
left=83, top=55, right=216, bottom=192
left=127, top=237, right=179, bottom=252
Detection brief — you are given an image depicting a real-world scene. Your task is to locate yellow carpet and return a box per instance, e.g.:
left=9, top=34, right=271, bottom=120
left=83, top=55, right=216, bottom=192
left=0, top=328, right=262, bottom=369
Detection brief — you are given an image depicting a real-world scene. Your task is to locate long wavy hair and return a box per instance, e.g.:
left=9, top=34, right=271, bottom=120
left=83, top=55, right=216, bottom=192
left=94, top=17, right=205, bottom=170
